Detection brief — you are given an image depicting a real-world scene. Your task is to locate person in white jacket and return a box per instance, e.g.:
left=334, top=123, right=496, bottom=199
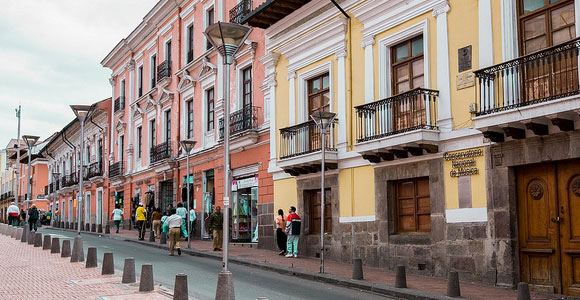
left=7, top=202, right=19, bottom=226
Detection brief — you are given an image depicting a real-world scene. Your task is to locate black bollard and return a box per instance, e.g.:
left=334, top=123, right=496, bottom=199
left=28, top=231, right=36, bottom=245
left=517, top=282, right=531, bottom=300
left=149, top=230, right=155, bottom=242
left=447, top=271, right=461, bottom=297
left=105, top=224, right=110, bottom=234
left=91, top=223, right=96, bottom=232
left=122, top=257, right=136, bottom=283
left=97, top=224, right=103, bottom=233
left=173, top=273, right=188, bottom=300
left=51, top=237, right=60, bottom=254
left=86, top=247, right=98, bottom=268
left=85, top=223, right=90, bottom=232
left=20, top=227, right=27, bottom=243
left=139, top=264, right=154, bottom=292
left=70, top=235, right=84, bottom=262
left=43, top=235, right=52, bottom=250
left=61, top=239, right=71, bottom=257
left=160, top=233, right=167, bottom=244
left=395, top=265, right=407, bottom=288
left=102, top=252, right=114, bottom=275
left=352, top=258, right=364, bottom=280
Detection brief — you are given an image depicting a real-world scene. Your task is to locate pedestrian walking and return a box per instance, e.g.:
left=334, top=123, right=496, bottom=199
left=27, top=204, right=39, bottom=232
left=111, top=205, right=123, bottom=233
left=189, top=206, right=197, bottom=237
left=7, top=202, right=19, bottom=226
left=152, top=207, right=162, bottom=238
left=285, top=206, right=301, bottom=258
left=275, top=209, right=287, bottom=255
left=176, top=202, right=188, bottom=239
left=19, top=209, right=25, bottom=226
left=136, top=203, right=146, bottom=240
left=209, top=206, right=223, bottom=251
left=160, top=212, right=168, bottom=238
left=166, top=208, right=182, bottom=256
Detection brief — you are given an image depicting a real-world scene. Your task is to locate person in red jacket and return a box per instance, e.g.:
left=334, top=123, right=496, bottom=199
left=285, top=206, right=301, bottom=258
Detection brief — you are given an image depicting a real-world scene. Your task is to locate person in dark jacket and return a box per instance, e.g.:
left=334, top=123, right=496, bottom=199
left=28, top=204, right=39, bottom=232
left=209, top=206, right=223, bottom=251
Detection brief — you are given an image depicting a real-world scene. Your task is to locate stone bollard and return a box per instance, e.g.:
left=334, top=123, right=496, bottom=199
left=517, top=282, right=531, bottom=300
left=61, top=240, right=72, bottom=257
left=9, top=226, right=14, bottom=238
left=28, top=231, right=36, bottom=245
left=70, top=235, right=84, bottom=262
left=160, top=233, right=167, bottom=244
left=173, top=273, right=188, bottom=300
left=85, top=223, right=90, bottom=232
left=34, top=233, right=43, bottom=247
left=149, top=231, right=155, bottom=242
left=352, top=258, right=364, bottom=280
left=43, top=235, right=52, bottom=250
left=86, top=247, right=98, bottom=268
left=51, top=237, right=60, bottom=254
left=447, top=271, right=461, bottom=297
left=65, top=222, right=69, bottom=229
left=17, top=228, right=23, bottom=241
left=102, top=252, right=114, bottom=275
left=105, top=224, right=110, bottom=234
left=20, top=227, right=27, bottom=243
left=139, top=264, right=154, bottom=292
left=97, top=224, right=103, bottom=233
left=122, top=258, right=136, bottom=284
left=13, top=227, right=19, bottom=239
left=394, top=265, right=407, bottom=288
left=91, top=224, right=96, bottom=232
left=0, top=224, right=5, bottom=235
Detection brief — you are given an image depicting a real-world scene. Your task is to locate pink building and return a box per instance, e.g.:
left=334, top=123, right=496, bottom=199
left=101, top=0, right=275, bottom=247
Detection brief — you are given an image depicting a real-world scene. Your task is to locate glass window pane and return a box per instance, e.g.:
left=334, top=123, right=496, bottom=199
left=551, top=4, right=575, bottom=29
left=412, top=59, right=424, bottom=77
left=310, top=78, right=320, bottom=93
left=412, top=76, right=424, bottom=89
left=553, top=25, right=576, bottom=44
left=397, top=81, right=410, bottom=93
left=524, top=14, right=546, bottom=39
left=395, top=65, right=409, bottom=82
left=322, top=92, right=330, bottom=110
left=411, top=37, right=424, bottom=56
left=395, top=43, right=409, bottom=62
left=322, top=74, right=329, bottom=89
left=523, top=0, right=545, bottom=13
left=525, top=35, right=547, bottom=53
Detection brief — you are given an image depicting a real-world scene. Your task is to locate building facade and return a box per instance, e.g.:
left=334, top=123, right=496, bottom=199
left=244, top=0, right=580, bottom=295
left=0, top=139, right=22, bottom=223
left=14, top=137, right=52, bottom=213
left=101, top=0, right=274, bottom=246
left=42, top=99, right=111, bottom=232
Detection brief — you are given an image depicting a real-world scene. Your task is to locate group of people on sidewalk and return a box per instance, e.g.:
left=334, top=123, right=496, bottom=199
left=6, top=202, right=42, bottom=232
left=275, top=206, right=301, bottom=258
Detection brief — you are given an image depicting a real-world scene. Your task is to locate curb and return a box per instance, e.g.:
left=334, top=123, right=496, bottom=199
left=46, top=226, right=454, bottom=300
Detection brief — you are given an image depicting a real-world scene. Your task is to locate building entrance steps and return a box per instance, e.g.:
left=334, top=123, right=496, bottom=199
left=50, top=225, right=566, bottom=300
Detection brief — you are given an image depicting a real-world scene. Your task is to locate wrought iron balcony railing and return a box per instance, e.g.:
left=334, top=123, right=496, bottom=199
left=474, top=37, right=580, bottom=116
left=150, top=141, right=172, bottom=164
left=109, top=161, right=123, bottom=178
left=279, top=119, right=337, bottom=159
left=114, top=96, right=125, bottom=112
left=87, top=162, right=102, bottom=178
left=219, top=106, right=261, bottom=139
left=229, top=0, right=252, bottom=24
left=157, top=60, right=172, bottom=82
left=355, top=88, right=439, bottom=143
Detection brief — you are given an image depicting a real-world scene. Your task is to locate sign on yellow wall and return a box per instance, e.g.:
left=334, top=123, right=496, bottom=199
left=443, top=147, right=486, bottom=210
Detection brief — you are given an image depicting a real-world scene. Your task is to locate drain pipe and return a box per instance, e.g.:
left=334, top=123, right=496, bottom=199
left=330, top=0, right=350, bottom=19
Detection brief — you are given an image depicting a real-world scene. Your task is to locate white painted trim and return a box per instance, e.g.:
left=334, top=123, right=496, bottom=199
left=145, top=38, right=157, bottom=51
left=363, top=35, right=375, bottom=104
left=157, top=15, right=177, bottom=37
left=163, top=36, right=172, bottom=61
left=182, top=16, right=195, bottom=67
left=180, top=1, right=196, bottom=19
left=162, top=106, right=171, bottom=142
left=339, top=215, right=376, bottom=223
left=96, top=187, right=103, bottom=225
left=288, top=72, right=296, bottom=125
left=336, top=51, right=347, bottom=149
left=148, top=50, right=158, bottom=91
left=296, top=61, right=333, bottom=123
left=434, top=4, right=452, bottom=131
left=479, top=0, right=493, bottom=68
left=446, top=207, right=488, bottom=223
left=378, top=19, right=429, bottom=99
left=203, top=2, right=215, bottom=51
left=235, top=58, right=253, bottom=110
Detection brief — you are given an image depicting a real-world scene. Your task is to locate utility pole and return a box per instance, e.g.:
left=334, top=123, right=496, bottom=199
left=15, top=105, right=21, bottom=206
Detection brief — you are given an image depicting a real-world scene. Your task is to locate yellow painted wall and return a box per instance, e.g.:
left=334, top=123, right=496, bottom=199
left=443, top=147, right=487, bottom=209
left=349, top=15, right=364, bottom=147
left=275, top=53, right=289, bottom=159
left=339, top=166, right=375, bottom=217
left=273, top=178, right=298, bottom=211
left=491, top=0, right=504, bottom=65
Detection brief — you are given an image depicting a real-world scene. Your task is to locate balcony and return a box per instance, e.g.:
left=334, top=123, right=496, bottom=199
left=62, top=172, right=79, bottom=188
left=114, top=96, right=125, bottom=113
left=87, top=162, right=103, bottom=178
left=109, top=161, right=124, bottom=178
left=157, top=60, right=172, bottom=86
left=278, top=119, right=337, bottom=176
left=241, top=0, right=311, bottom=28
left=229, top=0, right=252, bottom=24
left=355, top=88, right=440, bottom=163
left=150, top=141, right=172, bottom=164
left=473, top=38, right=580, bottom=142
left=219, top=106, right=261, bottom=139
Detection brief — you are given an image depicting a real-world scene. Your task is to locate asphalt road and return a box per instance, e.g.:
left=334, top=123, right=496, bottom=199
left=38, top=228, right=391, bottom=300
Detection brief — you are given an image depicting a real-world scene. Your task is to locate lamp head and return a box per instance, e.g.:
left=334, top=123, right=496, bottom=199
left=310, top=111, right=337, bottom=131
left=21, top=135, right=40, bottom=149
left=70, top=104, right=93, bottom=123
left=204, top=21, right=252, bottom=64
left=180, top=139, right=197, bottom=154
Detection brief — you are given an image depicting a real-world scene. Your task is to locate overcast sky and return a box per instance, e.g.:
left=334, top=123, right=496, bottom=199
left=0, top=0, right=158, bottom=148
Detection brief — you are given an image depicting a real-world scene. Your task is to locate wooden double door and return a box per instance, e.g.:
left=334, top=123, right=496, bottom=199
left=518, top=161, right=580, bottom=295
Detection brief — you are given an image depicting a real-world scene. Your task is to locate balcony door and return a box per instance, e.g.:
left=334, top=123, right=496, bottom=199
left=307, top=73, right=330, bottom=152
left=519, top=0, right=578, bottom=102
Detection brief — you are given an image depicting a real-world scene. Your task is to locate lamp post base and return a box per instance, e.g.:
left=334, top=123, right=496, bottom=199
left=215, top=270, right=235, bottom=300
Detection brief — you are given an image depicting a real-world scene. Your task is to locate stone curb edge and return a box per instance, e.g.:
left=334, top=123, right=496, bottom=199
left=47, top=227, right=453, bottom=300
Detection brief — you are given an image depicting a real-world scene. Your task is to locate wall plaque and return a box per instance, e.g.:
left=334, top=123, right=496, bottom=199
left=457, top=72, right=475, bottom=90
left=458, top=45, right=472, bottom=72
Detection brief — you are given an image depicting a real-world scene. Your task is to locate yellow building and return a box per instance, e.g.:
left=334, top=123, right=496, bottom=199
left=244, top=0, right=580, bottom=295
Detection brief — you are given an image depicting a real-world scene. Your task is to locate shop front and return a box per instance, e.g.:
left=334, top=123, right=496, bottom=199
left=231, top=175, right=259, bottom=243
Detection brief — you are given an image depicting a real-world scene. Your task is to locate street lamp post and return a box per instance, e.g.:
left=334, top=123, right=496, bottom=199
left=71, top=105, right=92, bottom=235
left=180, top=139, right=197, bottom=249
left=204, top=21, right=252, bottom=300
left=310, top=111, right=336, bottom=274
left=22, top=135, right=40, bottom=214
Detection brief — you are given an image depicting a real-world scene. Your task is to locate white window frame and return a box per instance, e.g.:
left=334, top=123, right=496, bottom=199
left=68, top=198, right=72, bottom=222
left=149, top=50, right=158, bottom=91
left=117, top=134, right=124, bottom=162
left=162, top=107, right=172, bottom=142
left=236, top=59, right=253, bottom=110
left=85, top=191, right=91, bottom=223
left=183, top=17, right=195, bottom=65
left=204, top=3, right=215, bottom=51
left=147, top=114, right=156, bottom=165
left=163, top=35, right=173, bottom=62
left=96, top=187, right=103, bottom=225
left=182, top=97, right=195, bottom=140
left=135, top=122, right=143, bottom=169
left=297, top=61, right=333, bottom=123
left=137, top=62, right=144, bottom=98
left=377, top=19, right=430, bottom=99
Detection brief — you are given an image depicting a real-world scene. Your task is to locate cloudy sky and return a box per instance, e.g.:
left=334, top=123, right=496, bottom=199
left=0, top=0, right=158, bottom=148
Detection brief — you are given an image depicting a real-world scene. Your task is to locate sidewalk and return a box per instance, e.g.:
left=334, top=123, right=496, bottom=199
left=0, top=233, right=173, bottom=300
left=73, top=226, right=569, bottom=300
